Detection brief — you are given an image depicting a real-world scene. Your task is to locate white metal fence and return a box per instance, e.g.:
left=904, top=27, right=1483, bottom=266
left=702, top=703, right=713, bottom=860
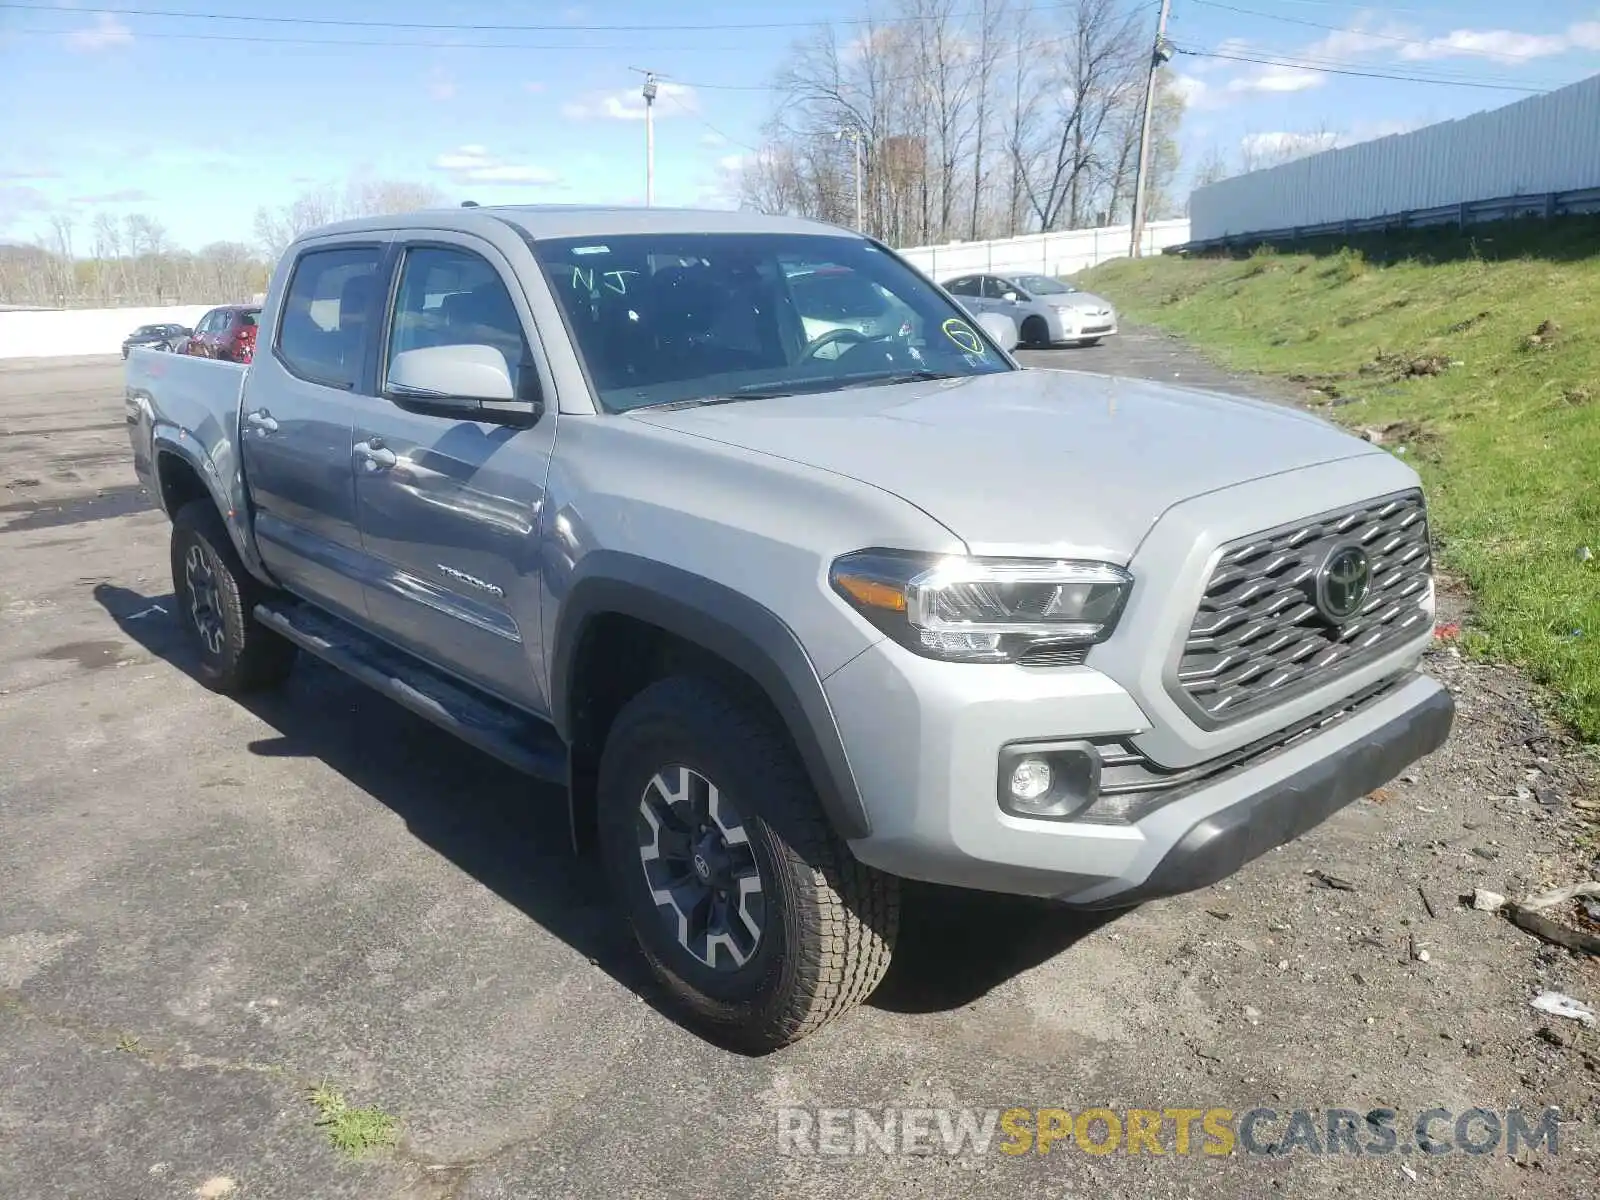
left=1190, top=72, right=1600, bottom=242
left=896, top=218, right=1191, bottom=281
left=0, top=304, right=216, bottom=360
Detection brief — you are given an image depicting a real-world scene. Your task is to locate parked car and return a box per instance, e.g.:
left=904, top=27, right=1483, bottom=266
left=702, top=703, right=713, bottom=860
left=942, top=272, right=1117, bottom=348
left=120, top=322, right=191, bottom=358
left=125, top=205, right=1451, bottom=1051
left=182, top=304, right=261, bottom=363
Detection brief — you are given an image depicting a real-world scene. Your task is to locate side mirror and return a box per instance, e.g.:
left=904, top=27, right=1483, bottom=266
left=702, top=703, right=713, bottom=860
left=386, top=343, right=542, bottom=426
left=975, top=311, right=1020, bottom=353
left=1001, top=291, right=1020, bottom=302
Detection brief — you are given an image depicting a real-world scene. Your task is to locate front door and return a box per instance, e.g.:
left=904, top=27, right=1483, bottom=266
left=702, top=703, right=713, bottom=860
left=351, top=235, right=558, bottom=713
left=240, top=240, right=389, bottom=622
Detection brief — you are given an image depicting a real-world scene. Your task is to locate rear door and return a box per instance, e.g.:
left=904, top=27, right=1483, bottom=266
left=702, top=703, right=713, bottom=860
left=350, top=234, right=558, bottom=712
left=240, top=239, right=389, bottom=622
left=944, top=276, right=987, bottom=316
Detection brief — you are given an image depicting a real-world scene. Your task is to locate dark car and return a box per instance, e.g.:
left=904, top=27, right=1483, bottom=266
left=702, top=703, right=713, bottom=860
left=120, top=323, right=192, bottom=359
left=182, top=305, right=262, bottom=363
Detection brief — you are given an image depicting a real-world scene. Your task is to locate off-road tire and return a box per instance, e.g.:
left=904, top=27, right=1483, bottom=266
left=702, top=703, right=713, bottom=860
left=597, top=675, right=899, bottom=1053
left=169, top=500, right=297, bottom=694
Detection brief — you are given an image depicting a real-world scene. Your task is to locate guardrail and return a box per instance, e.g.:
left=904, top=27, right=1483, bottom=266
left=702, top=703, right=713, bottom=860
left=1169, top=186, right=1600, bottom=254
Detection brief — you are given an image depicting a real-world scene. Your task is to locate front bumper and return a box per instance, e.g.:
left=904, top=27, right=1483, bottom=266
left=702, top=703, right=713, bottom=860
left=1049, top=308, right=1118, bottom=342
left=826, top=635, right=1452, bottom=904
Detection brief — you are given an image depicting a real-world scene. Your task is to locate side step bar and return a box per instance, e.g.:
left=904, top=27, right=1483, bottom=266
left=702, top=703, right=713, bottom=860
left=255, top=600, right=567, bottom=785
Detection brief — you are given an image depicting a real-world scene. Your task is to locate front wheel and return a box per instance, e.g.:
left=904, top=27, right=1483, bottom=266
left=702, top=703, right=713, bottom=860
left=1020, top=315, right=1051, bottom=348
left=597, top=675, right=899, bottom=1053
left=169, top=500, right=297, bottom=694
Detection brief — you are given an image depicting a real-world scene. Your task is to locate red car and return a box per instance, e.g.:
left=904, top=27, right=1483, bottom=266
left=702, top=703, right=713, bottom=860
left=182, top=304, right=261, bottom=363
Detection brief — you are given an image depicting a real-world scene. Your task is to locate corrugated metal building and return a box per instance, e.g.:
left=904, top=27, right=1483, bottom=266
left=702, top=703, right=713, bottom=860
left=1190, top=72, right=1600, bottom=242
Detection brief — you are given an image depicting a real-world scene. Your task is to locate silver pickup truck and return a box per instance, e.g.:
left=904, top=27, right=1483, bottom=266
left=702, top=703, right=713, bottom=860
left=125, top=204, right=1454, bottom=1051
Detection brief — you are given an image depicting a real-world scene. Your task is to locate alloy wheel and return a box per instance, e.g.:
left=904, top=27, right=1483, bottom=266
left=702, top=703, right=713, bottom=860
left=184, top=542, right=226, bottom=656
left=636, top=765, right=765, bottom=971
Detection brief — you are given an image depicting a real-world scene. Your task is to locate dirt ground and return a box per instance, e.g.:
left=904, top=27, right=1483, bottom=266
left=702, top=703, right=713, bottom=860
left=1, top=339, right=1596, bottom=1199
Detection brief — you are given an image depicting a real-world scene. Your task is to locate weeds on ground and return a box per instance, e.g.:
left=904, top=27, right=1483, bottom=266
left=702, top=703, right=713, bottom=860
left=308, top=1084, right=398, bottom=1157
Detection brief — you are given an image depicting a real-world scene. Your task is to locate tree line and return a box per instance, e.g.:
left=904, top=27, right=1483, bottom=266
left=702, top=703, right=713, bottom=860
left=0, top=179, right=445, bottom=310
left=737, top=0, right=1184, bottom=246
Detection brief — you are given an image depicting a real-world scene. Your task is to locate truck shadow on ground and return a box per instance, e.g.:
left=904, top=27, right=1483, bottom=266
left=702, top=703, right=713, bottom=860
left=95, top=583, right=1115, bottom=1039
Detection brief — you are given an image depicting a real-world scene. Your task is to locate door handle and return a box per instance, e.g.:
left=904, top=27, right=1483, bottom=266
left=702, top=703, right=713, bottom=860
left=245, top=410, right=278, bottom=433
left=355, top=440, right=398, bottom=470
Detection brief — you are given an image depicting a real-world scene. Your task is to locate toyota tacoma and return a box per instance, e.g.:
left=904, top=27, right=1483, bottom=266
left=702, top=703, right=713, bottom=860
left=124, top=205, right=1454, bottom=1052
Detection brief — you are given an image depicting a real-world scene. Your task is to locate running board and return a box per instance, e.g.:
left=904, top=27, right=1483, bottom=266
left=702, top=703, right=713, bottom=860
left=254, top=600, right=568, bottom=785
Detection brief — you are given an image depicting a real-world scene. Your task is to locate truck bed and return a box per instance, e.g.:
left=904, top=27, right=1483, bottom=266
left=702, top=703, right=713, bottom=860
left=124, top=349, right=248, bottom=502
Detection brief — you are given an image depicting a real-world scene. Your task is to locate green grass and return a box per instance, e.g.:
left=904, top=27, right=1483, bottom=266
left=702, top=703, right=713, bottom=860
left=308, top=1084, right=398, bottom=1157
left=1080, top=218, right=1600, bottom=740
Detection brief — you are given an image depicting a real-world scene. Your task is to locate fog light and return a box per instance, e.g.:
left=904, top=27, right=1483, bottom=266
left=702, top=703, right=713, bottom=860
left=997, top=742, right=1103, bottom=820
left=1009, top=757, right=1054, bottom=805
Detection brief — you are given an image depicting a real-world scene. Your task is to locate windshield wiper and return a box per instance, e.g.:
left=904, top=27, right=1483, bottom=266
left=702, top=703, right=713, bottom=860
left=631, top=394, right=757, bottom=412
left=633, top=369, right=965, bottom=411
left=733, top=369, right=961, bottom=399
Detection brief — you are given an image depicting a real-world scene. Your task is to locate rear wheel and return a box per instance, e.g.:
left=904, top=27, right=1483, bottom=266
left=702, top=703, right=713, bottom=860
left=169, top=500, right=297, bottom=694
left=1020, top=315, right=1050, bottom=348
left=597, top=675, right=899, bottom=1052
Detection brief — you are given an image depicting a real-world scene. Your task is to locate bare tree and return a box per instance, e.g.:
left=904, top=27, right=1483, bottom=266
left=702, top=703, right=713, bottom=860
left=743, top=0, right=1182, bottom=245
left=966, top=0, right=1008, bottom=239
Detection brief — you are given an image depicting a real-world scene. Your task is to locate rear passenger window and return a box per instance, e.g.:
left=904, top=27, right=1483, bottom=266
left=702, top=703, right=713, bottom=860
left=385, top=246, right=528, bottom=383
left=276, top=246, right=383, bottom=390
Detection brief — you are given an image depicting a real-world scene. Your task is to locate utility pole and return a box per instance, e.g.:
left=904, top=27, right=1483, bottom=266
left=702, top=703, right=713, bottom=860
left=642, top=71, right=659, bottom=207
left=836, top=124, right=866, bottom=232
left=1129, top=0, right=1174, bottom=258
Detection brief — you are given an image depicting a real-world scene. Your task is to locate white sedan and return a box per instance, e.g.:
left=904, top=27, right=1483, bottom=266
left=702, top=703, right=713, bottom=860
left=940, top=272, right=1118, bottom=348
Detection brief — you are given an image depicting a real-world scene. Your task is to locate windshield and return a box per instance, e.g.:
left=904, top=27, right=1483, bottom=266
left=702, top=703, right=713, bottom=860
left=1014, top=274, right=1076, bottom=295
left=533, top=233, right=1012, bottom=412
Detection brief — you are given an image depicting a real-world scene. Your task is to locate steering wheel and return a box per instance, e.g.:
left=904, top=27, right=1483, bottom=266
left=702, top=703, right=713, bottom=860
left=798, top=327, right=872, bottom=362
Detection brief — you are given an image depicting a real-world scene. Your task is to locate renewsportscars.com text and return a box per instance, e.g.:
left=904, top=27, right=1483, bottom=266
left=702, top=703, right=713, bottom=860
left=776, top=1105, right=1561, bottom=1158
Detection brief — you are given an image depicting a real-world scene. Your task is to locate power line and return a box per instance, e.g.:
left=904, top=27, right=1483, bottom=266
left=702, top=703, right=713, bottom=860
left=0, top=25, right=648, bottom=50
left=658, top=91, right=763, bottom=155
left=0, top=0, right=1075, bottom=34
left=1175, top=46, right=1555, bottom=92
left=1189, top=0, right=1566, bottom=61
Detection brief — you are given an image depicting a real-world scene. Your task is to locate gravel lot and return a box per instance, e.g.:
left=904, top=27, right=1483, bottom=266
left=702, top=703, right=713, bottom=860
left=2, top=334, right=1597, bottom=1199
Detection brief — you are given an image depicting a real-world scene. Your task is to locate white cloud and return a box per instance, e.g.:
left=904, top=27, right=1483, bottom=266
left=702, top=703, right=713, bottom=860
left=1398, top=28, right=1571, bottom=63
left=1171, top=74, right=1211, bottom=108
left=699, top=130, right=728, bottom=147
left=524, top=81, right=547, bottom=94
left=431, top=145, right=560, bottom=187
left=561, top=81, right=698, bottom=121
left=1225, top=65, right=1322, bottom=95
left=66, top=14, right=133, bottom=52
left=1301, top=20, right=1420, bottom=61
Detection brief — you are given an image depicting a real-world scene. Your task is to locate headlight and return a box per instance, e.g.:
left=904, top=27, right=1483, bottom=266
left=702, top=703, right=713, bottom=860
left=829, top=549, right=1132, bottom=663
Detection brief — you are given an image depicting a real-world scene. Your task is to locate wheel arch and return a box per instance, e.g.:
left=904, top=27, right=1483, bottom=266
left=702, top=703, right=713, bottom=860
left=151, top=433, right=273, bottom=585
left=552, top=552, right=873, bottom=845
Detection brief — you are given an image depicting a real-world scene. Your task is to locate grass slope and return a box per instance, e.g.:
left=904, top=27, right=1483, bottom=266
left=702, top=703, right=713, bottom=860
left=1081, top=218, right=1600, bottom=740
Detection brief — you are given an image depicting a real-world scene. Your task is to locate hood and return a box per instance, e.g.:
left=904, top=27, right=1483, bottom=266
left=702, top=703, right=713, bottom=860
left=1049, top=291, right=1113, bottom=313
left=632, top=368, right=1382, bottom=560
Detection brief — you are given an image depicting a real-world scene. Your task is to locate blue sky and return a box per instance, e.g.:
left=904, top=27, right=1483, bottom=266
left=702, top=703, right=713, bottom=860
left=2, top=0, right=1598, bottom=250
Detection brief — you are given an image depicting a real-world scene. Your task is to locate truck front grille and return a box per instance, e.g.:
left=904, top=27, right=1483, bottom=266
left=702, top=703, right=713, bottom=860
left=1172, top=489, right=1432, bottom=726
